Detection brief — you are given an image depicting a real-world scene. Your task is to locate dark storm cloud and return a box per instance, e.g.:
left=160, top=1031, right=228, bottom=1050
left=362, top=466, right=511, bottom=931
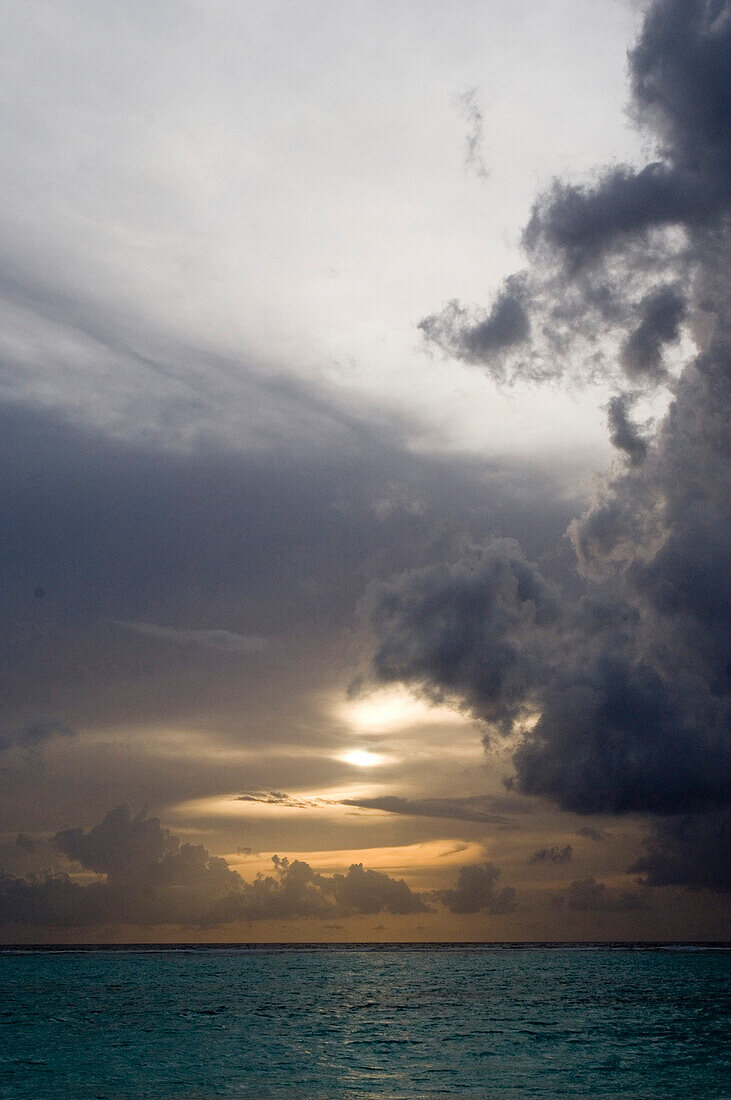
left=630, top=811, right=731, bottom=893
left=418, top=279, right=530, bottom=374
left=0, top=395, right=578, bottom=768
left=523, top=0, right=731, bottom=267
left=620, top=285, right=686, bottom=380
left=509, top=646, right=730, bottom=814
left=435, top=862, right=515, bottom=915
left=0, top=806, right=429, bottom=928
left=529, top=845, right=572, bottom=864
left=340, top=794, right=516, bottom=826
left=422, top=0, right=730, bottom=387
left=367, top=0, right=731, bottom=861
left=552, top=877, right=647, bottom=913
left=606, top=393, right=649, bottom=466
left=576, top=826, right=606, bottom=842
left=365, top=538, right=559, bottom=735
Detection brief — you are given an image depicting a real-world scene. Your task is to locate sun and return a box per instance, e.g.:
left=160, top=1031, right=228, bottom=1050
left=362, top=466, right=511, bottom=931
left=340, top=749, right=385, bottom=768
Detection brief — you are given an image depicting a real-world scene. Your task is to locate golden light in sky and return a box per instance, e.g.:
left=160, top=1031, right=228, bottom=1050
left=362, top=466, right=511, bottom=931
left=337, top=686, right=469, bottom=735
left=339, top=748, right=385, bottom=768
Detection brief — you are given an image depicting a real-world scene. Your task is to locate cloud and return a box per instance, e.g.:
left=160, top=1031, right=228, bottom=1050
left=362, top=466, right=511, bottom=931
left=0, top=719, right=74, bottom=753
left=454, top=87, right=489, bottom=179
left=236, top=792, right=336, bottom=809
left=114, top=622, right=267, bottom=653
left=576, top=826, right=606, bottom=842
left=366, top=0, right=731, bottom=841
left=529, top=845, right=572, bottom=864
left=606, top=393, right=649, bottom=467
left=418, top=278, right=530, bottom=375
left=364, top=538, right=559, bottom=736
left=0, top=396, right=577, bottom=771
left=339, top=794, right=515, bottom=826
left=0, top=807, right=528, bottom=929
left=0, top=806, right=429, bottom=928
left=421, top=0, right=730, bottom=389
left=620, top=285, right=686, bottom=380
left=366, top=534, right=729, bottom=814
left=552, top=877, right=648, bottom=912
left=436, top=862, right=515, bottom=915
left=630, top=811, right=731, bottom=893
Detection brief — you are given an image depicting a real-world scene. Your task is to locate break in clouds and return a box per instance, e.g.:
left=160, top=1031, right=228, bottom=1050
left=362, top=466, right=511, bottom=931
left=367, top=0, right=730, bottom=890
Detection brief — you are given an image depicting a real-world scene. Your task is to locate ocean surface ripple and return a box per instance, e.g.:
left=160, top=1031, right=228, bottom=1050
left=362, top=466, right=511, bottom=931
left=0, top=944, right=728, bottom=1098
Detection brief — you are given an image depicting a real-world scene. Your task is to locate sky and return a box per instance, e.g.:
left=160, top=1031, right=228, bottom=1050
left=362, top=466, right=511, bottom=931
left=0, top=0, right=729, bottom=943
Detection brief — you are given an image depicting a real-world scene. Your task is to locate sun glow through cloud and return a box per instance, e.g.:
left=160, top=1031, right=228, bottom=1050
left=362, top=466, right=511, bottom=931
left=340, top=749, right=386, bottom=768
left=337, top=686, right=470, bottom=735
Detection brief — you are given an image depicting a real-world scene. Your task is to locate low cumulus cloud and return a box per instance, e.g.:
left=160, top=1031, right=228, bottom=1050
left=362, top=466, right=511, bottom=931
left=365, top=0, right=730, bottom=887
left=0, top=806, right=531, bottom=929
left=435, top=862, right=516, bottom=915
left=552, top=878, right=648, bottom=913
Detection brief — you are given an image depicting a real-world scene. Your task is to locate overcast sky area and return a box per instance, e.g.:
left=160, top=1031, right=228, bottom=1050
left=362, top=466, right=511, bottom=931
left=1, top=0, right=729, bottom=942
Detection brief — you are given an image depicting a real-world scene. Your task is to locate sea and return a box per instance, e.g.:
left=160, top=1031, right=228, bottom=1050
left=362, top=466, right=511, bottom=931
left=0, top=944, right=728, bottom=1098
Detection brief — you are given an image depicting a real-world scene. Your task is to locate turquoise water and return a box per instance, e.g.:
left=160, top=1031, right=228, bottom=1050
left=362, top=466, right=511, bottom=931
left=0, top=945, right=728, bottom=1098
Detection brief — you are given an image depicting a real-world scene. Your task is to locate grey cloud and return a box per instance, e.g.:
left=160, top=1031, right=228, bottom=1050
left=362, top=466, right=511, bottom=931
left=3, top=806, right=241, bottom=929
left=237, top=792, right=294, bottom=805
left=365, top=538, right=558, bottom=736
left=630, top=811, right=731, bottom=893
left=418, top=280, right=530, bottom=375
left=524, top=0, right=731, bottom=266
left=367, top=534, right=730, bottom=814
left=324, top=862, right=428, bottom=917
left=421, top=0, right=729, bottom=391
left=454, top=87, right=489, bottom=180
left=206, top=857, right=429, bottom=925
left=529, top=845, right=572, bottom=864
left=522, top=163, right=711, bottom=271
left=509, top=600, right=731, bottom=814
left=55, top=805, right=239, bottom=895
left=606, top=393, right=649, bottom=466
left=0, top=719, right=74, bottom=753
left=370, top=0, right=730, bottom=847
left=0, top=807, right=529, bottom=930
left=340, top=795, right=515, bottom=827
left=0, top=806, right=428, bottom=929
left=576, top=826, right=606, bottom=842
left=236, top=792, right=336, bottom=809
left=436, top=862, right=515, bottom=915
left=0, top=834, right=62, bottom=879
left=0, top=397, right=578, bottom=761
left=115, top=622, right=268, bottom=653
left=552, top=877, right=648, bottom=912
left=621, top=285, right=686, bottom=379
